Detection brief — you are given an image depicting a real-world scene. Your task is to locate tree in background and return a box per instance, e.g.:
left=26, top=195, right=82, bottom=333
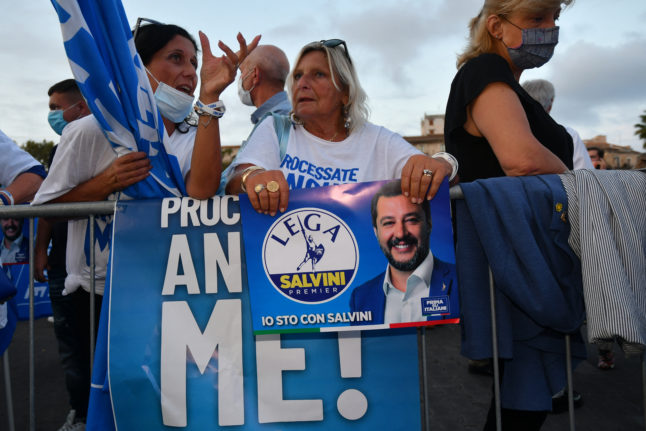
left=635, top=110, right=646, bottom=150
left=21, top=140, right=54, bottom=168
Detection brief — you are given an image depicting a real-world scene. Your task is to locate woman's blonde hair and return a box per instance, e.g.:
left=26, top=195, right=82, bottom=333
left=287, top=41, right=369, bottom=134
left=456, top=0, right=573, bottom=68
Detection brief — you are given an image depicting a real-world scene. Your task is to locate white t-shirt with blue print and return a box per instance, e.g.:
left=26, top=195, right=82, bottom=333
left=231, top=118, right=422, bottom=188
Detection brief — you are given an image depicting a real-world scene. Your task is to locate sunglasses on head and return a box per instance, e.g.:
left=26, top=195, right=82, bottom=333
left=133, top=17, right=165, bottom=41
left=318, top=39, right=352, bottom=64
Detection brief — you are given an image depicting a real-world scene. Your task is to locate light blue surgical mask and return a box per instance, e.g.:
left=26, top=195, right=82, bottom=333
left=503, top=19, right=559, bottom=70
left=237, top=70, right=255, bottom=106
left=146, top=68, right=194, bottom=123
left=47, top=101, right=81, bottom=135
left=48, top=110, right=67, bottom=135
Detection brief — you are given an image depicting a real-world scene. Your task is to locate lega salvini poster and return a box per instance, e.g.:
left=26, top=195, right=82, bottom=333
left=240, top=179, right=459, bottom=334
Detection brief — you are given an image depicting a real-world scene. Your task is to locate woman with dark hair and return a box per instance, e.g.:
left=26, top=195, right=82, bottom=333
left=225, top=39, right=457, bottom=214
left=131, top=21, right=259, bottom=198
left=33, top=22, right=258, bottom=430
left=37, top=22, right=258, bottom=208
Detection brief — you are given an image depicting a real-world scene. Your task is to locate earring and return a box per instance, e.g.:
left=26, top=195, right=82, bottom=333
left=289, top=111, right=303, bottom=125
left=343, top=105, right=351, bottom=130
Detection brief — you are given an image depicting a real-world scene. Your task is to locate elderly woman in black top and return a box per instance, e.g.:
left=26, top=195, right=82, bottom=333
left=444, top=1, right=575, bottom=430
left=445, top=0, right=573, bottom=183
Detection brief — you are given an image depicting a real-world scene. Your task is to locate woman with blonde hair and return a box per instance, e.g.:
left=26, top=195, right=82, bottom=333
left=226, top=39, right=456, bottom=213
left=444, top=0, right=577, bottom=429
left=446, top=0, right=574, bottom=183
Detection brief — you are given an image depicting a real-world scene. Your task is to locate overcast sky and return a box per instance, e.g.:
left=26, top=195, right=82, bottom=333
left=1, top=0, right=644, bottom=152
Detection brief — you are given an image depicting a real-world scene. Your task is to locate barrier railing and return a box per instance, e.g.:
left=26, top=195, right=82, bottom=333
left=0, top=202, right=114, bottom=431
left=0, top=191, right=595, bottom=431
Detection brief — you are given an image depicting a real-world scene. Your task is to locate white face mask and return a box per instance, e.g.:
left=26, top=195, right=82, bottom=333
left=146, top=68, right=194, bottom=123
left=237, top=70, right=255, bottom=107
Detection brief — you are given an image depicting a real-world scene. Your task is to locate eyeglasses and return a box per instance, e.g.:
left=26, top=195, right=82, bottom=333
left=133, top=17, right=164, bottom=41
left=319, top=39, right=352, bottom=64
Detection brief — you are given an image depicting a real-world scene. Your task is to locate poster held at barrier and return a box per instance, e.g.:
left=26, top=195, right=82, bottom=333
left=1, top=220, right=52, bottom=320
left=240, top=179, right=459, bottom=333
left=3, top=264, right=52, bottom=320
left=108, top=197, right=421, bottom=429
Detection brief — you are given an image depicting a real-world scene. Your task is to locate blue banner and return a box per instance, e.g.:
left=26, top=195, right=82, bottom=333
left=109, top=197, right=421, bottom=430
left=241, top=180, right=459, bottom=333
left=4, top=264, right=51, bottom=320
left=0, top=220, right=52, bottom=320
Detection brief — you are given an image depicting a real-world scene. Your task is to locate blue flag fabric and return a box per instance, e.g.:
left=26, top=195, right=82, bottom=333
left=0, top=299, right=18, bottom=357
left=51, top=0, right=187, bottom=199
left=0, top=265, right=18, bottom=356
left=50, top=1, right=191, bottom=429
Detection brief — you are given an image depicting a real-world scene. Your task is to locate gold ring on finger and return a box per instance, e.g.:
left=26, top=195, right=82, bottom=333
left=422, top=169, right=434, bottom=177
left=254, top=183, right=266, bottom=194
left=267, top=181, right=280, bottom=193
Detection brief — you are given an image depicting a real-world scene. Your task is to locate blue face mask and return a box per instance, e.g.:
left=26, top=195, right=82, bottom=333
left=48, top=101, right=82, bottom=135
left=48, top=110, right=68, bottom=135
left=147, top=69, right=194, bottom=123
left=504, top=20, right=559, bottom=70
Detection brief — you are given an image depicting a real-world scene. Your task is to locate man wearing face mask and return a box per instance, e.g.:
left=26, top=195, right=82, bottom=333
left=218, top=45, right=290, bottom=194
left=47, top=79, right=92, bottom=136
left=33, top=79, right=95, bottom=430
left=238, top=44, right=291, bottom=124
left=34, top=75, right=152, bottom=430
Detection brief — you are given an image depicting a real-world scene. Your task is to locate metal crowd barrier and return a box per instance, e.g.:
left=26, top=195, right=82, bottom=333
left=0, top=191, right=625, bottom=431
left=0, top=201, right=114, bottom=431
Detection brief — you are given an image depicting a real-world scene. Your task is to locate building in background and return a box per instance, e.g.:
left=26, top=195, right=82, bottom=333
left=219, top=115, right=645, bottom=171
left=403, top=113, right=446, bottom=155
left=584, top=135, right=646, bottom=169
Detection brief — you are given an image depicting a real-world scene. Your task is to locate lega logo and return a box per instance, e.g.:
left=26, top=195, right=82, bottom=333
left=262, top=208, right=359, bottom=304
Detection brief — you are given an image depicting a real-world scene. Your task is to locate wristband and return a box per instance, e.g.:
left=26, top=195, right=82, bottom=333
left=431, top=152, right=459, bottom=181
left=240, top=166, right=265, bottom=193
left=0, top=189, right=14, bottom=206
left=194, top=100, right=226, bottom=118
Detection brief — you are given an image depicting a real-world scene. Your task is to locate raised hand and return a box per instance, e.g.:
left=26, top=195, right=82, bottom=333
left=198, top=32, right=261, bottom=103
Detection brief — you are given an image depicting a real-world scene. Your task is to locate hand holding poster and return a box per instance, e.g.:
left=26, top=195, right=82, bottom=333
left=1, top=217, right=51, bottom=319
left=241, top=179, right=459, bottom=333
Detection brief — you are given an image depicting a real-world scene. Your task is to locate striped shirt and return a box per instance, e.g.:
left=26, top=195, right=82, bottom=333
left=560, top=169, right=646, bottom=353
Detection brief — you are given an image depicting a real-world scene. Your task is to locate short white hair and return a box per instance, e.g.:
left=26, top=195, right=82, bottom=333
left=522, top=79, right=555, bottom=112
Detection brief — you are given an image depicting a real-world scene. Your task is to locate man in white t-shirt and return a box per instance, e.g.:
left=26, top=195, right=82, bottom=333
left=0, top=129, right=46, bottom=206
left=521, top=79, right=594, bottom=170
left=32, top=92, right=152, bottom=429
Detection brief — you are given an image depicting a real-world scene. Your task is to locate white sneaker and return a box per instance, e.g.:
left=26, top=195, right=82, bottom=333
left=58, top=409, right=86, bottom=431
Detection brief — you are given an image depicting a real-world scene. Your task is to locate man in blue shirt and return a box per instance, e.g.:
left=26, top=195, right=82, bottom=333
left=219, top=45, right=291, bottom=194
left=237, top=44, right=291, bottom=124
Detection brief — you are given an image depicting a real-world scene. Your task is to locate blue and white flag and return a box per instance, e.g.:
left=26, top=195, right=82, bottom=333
left=51, top=0, right=186, bottom=198
left=50, top=1, right=190, bottom=429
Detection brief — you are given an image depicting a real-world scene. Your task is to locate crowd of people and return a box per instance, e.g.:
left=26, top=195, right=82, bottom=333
left=1, top=0, right=633, bottom=430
